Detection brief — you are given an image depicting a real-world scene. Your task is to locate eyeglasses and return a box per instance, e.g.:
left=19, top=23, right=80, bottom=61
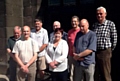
left=96, top=13, right=103, bottom=15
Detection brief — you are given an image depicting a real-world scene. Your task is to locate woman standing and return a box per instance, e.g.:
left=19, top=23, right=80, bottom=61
left=45, top=28, right=68, bottom=81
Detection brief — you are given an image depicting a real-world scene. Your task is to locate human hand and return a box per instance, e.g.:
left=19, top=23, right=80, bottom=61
left=21, top=65, right=29, bottom=73
left=73, top=53, right=79, bottom=60
left=49, top=62, right=56, bottom=69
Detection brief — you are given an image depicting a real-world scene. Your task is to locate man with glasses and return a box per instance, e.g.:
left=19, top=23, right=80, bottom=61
left=93, top=6, right=117, bottom=81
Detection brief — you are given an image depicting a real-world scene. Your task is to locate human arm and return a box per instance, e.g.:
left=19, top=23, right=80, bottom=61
left=73, top=32, right=97, bottom=60
left=7, top=48, right=15, bottom=60
left=45, top=44, right=56, bottom=68
left=39, top=30, right=48, bottom=52
left=110, top=22, right=117, bottom=50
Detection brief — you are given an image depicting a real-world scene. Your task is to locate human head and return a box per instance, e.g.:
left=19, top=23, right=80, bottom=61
left=22, top=26, right=31, bottom=40
left=34, top=18, right=43, bottom=31
left=96, top=6, right=107, bottom=23
left=53, top=21, right=61, bottom=31
left=54, top=28, right=63, bottom=41
left=79, top=19, right=89, bottom=34
left=13, top=26, right=21, bottom=39
left=71, top=16, right=79, bottom=28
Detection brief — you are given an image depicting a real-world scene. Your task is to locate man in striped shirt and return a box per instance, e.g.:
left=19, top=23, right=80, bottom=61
left=93, top=6, right=117, bottom=81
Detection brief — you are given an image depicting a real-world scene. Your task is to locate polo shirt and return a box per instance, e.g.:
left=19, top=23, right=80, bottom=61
left=31, top=28, right=48, bottom=57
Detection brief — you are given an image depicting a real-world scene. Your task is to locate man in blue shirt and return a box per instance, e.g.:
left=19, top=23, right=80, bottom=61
left=73, top=19, right=97, bottom=81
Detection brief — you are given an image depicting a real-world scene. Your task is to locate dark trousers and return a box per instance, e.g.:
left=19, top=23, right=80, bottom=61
left=50, top=69, right=68, bottom=81
left=94, top=48, right=112, bottom=81
left=9, top=59, right=17, bottom=81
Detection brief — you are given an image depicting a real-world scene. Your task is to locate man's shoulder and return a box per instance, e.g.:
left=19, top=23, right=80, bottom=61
left=8, top=36, right=15, bottom=41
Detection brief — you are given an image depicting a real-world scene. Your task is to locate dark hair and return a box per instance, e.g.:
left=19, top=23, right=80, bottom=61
left=71, top=15, right=79, bottom=21
left=34, top=18, right=42, bottom=23
left=54, top=28, right=63, bottom=35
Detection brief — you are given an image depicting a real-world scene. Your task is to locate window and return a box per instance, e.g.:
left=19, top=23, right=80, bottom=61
left=48, top=0, right=60, bottom=6
left=63, top=0, right=76, bottom=5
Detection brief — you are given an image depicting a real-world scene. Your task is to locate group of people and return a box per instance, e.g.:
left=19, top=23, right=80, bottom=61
left=6, top=6, right=117, bottom=81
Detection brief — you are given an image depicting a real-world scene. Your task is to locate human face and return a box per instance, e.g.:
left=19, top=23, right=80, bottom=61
left=80, top=20, right=89, bottom=34
left=96, top=8, right=106, bottom=23
left=71, top=18, right=79, bottom=28
left=53, top=22, right=60, bottom=31
left=14, top=30, right=21, bottom=39
left=22, top=26, right=30, bottom=39
left=35, top=21, right=42, bottom=31
left=54, top=31, right=62, bottom=41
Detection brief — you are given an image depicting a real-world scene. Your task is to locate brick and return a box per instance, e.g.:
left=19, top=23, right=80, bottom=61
left=0, top=28, right=6, bottom=38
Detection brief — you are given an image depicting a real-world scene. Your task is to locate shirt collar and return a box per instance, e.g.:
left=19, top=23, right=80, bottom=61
left=97, top=19, right=107, bottom=26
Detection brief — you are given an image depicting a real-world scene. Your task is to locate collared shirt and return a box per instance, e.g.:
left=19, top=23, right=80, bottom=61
left=31, top=28, right=48, bottom=57
left=93, top=20, right=117, bottom=50
left=7, top=36, right=21, bottom=51
left=49, top=31, right=68, bottom=42
left=68, top=28, right=80, bottom=56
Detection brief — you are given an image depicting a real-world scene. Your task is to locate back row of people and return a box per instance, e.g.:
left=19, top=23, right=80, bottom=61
left=7, top=6, right=117, bottom=81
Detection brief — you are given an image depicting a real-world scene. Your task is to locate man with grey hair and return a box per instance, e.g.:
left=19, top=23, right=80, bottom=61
left=7, top=26, right=21, bottom=81
left=49, top=21, right=68, bottom=42
left=93, top=6, right=117, bottom=81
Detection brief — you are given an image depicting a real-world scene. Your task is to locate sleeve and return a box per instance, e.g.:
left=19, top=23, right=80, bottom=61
left=43, top=30, right=49, bottom=44
left=32, top=40, right=39, bottom=54
left=87, top=32, right=97, bottom=52
left=55, top=41, right=69, bottom=63
left=63, top=32, right=68, bottom=41
left=45, top=43, right=53, bottom=63
left=12, top=42, right=19, bottom=54
left=110, top=22, right=117, bottom=50
left=6, top=38, right=10, bottom=49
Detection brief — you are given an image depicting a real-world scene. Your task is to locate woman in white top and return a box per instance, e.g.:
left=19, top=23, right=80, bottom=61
left=45, top=28, right=69, bottom=81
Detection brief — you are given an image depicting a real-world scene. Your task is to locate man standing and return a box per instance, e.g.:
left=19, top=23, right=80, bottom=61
left=12, top=26, right=39, bottom=81
left=73, top=19, right=97, bottom=81
left=7, top=26, right=21, bottom=81
left=31, top=18, right=48, bottom=80
left=67, top=16, right=80, bottom=81
left=49, top=21, right=68, bottom=42
left=93, top=6, right=117, bottom=81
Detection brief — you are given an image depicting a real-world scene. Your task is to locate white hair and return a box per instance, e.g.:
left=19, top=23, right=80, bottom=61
left=53, top=21, right=61, bottom=27
left=97, top=6, right=106, bottom=13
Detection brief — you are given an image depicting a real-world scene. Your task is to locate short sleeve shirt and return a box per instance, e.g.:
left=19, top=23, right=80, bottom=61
left=74, top=30, right=97, bottom=67
left=31, top=28, right=48, bottom=57
left=12, top=38, right=39, bottom=63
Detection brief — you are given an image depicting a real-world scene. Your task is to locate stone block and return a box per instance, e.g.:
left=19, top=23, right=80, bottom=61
left=6, top=15, right=23, bottom=27
left=23, top=0, right=31, bottom=7
left=31, top=0, right=37, bottom=6
left=0, top=38, right=6, bottom=50
left=0, top=28, right=6, bottom=38
left=24, top=7, right=33, bottom=16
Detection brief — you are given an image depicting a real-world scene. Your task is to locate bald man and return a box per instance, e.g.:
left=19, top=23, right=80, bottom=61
left=49, top=21, right=68, bottom=42
left=12, top=26, right=39, bottom=81
left=73, top=19, right=97, bottom=81
left=7, top=26, right=21, bottom=81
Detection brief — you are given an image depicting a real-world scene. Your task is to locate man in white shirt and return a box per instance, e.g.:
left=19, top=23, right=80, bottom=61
left=12, top=26, right=39, bottom=81
left=31, top=18, right=49, bottom=80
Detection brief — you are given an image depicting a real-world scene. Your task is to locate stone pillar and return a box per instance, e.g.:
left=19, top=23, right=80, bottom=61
left=23, top=0, right=38, bottom=28
left=0, top=0, right=23, bottom=74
